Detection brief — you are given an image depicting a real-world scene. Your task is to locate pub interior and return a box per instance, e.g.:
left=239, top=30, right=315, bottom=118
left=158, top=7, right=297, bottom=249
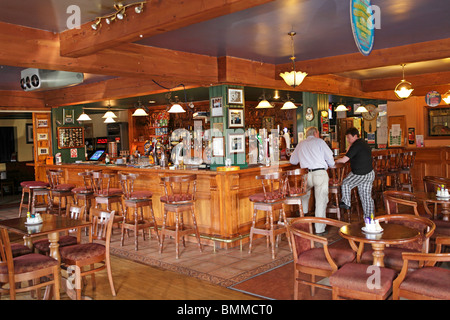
left=0, top=0, right=449, bottom=302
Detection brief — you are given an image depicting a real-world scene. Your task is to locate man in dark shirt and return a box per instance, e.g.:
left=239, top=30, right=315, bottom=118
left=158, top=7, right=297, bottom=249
left=335, top=127, right=374, bottom=219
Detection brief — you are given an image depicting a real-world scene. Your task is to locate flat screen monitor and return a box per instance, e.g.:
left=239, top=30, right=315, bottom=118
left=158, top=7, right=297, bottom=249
left=89, top=150, right=104, bottom=161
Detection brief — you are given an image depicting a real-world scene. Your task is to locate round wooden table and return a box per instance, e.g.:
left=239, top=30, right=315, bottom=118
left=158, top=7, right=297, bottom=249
left=339, top=221, right=420, bottom=267
left=414, top=191, right=450, bottom=221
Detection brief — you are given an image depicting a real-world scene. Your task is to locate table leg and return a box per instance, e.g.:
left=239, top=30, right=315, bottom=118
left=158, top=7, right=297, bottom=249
left=371, top=243, right=385, bottom=267
left=48, top=232, right=60, bottom=262
left=23, top=235, right=33, bottom=250
left=441, top=204, right=450, bottom=222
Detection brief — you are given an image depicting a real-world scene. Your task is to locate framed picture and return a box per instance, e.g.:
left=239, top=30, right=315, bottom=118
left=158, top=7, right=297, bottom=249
left=63, top=109, right=74, bottom=124
left=228, top=134, right=245, bottom=154
left=38, top=147, right=49, bottom=155
left=228, top=108, right=244, bottom=128
left=26, top=123, right=33, bottom=144
left=37, top=119, right=48, bottom=128
left=211, top=97, right=223, bottom=117
left=212, top=137, right=225, bottom=157
left=37, top=133, right=48, bottom=141
left=228, top=88, right=243, bottom=105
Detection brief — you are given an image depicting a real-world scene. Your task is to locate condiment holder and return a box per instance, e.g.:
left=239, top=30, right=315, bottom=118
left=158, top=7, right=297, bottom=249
left=362, top=215, right=383, bottom=234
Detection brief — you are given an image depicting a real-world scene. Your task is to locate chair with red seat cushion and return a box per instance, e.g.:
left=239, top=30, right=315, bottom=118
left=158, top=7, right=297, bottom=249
left=287, top=217, right=357, bottom=299
left=10, top=243, right=32, bottom=257
left=359, top=214, right=435, bottom=271
left=33, top=205, right=85, bottom=254
left=159, top=174, right=202, bottom=259
left=284, top=168, right=309, bottom=217
left=326, top=163, right=347, bottom=220
left=0, top=229, right=60, bottom=300
left=393, top=237, right=450, bottom=300
left=18, top=180, right=50, bottom=217
left=248, top=172, right=292, bottom=259
left=118, top=172, right=160, bottom=251
left=72, top=171, right=97, bottom=221
left=46, top=169, right=76, bottom=215
left=330, top=262, right=396, bottom=300
left=59, top=208, right=116, bottom=300
left=92, top=171, right=124, bottom=229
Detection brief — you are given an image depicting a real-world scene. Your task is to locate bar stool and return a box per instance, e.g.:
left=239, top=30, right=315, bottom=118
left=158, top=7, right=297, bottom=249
left=31, top=188, right=51, bottom=215
left=119, top=172, right=160, bottom=251
left=159, top=174, right=202, bottom=259
left=72, top=171, right=96, bottom=221
left=385, top=153, right=402, bottom=190
left=248, top=172, right=291, bottom=259
left=92, top=171, right=124, bottom=228
left=326, top=163, right=346, bottom=220
left=18, top=180, right=50, bottom=217
left=372, top=155, right=388, bottom=206
left=46, top=169, right=76, bottom=215
left=399, top=151, right=416, bottom=192
left=284, top=168, right=309, bottom=218
left=344, top=163, right=362, bottom=221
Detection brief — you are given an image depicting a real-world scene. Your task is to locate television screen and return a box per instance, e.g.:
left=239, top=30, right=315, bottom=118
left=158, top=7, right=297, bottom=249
left=89, top=150, right=104, bottom=161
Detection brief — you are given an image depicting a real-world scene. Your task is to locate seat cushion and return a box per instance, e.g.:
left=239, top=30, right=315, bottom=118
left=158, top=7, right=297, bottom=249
left=10, top=243, right=32, bottom=257
left=60, top=243, right=105, bottom=262
left=54, top=183, right=76, bottom=191
left=33, top=235, right=78, bottom=253
left=72, top=187, right=93, bottom=194
left=249, top=191, right=284, bottom=202
left=287, top=188, right=307, bottom=197
left=0, top=253, right=58, bottom=274
left=330, top=262, right=396, bottom=296
left=20, top=181, right=49, bottom=188
left=399, top=267, right=450, bottom=299
left=361, top=247, right=420, bottom=270
left=160, top=194, right=193, bottom=203
left=96, top=188, right=122, bottom=196
left=297, top=246, right=356, bottom=271
left=126, top=190, right=152, bottom=200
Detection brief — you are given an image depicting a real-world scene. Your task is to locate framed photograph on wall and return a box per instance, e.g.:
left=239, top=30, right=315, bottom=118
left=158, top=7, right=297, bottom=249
left=37, top=133, right=48, bottom=141
left=26, top=123, right=33, bottom=144
left=212, top=137, right=225, bottom=157
left=228, top=108, right=244, bottom=128
left=37, top=119, right=48, bottom=128
left=38, top=147, right=49, bottom=155
left=228, top=134, right=245, bottom=154
left=227, top=88, right=243, bottom=105
left=211, top=97, right=223, bottom=117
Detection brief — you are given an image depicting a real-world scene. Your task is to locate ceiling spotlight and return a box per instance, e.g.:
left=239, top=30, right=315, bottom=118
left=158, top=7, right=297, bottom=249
left=135, top=2, right=144, bottom=13
left=91, top=18, right=101, bottom=30
left=394, top=64, right=414, bottom=100
left=91, top=1, right=146, bottom=32
left=279, top=31, right=308, bottom=88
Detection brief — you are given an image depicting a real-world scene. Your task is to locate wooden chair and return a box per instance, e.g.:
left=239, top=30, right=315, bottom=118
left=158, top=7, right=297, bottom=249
left=398, top=151, right=416, bottom=192
left=46, top=169, right=76, bottom=215
left=423, top=175, right=450, bottom=218
left=326, top=163, right=346, bottom=220
left=287, top=217, right=357, bottom=299
left=92, top=171, right=124, bottom=228
left=33, top=205, right=85, bottom=255
left=30, top=188, right=51, bottom=215
left=72, top=171, right=96, bottom=222
left=372, top=155, right=388, bottom=206
left=248, top=172, right=291, bottom=259
left=385, top=153, right=402, bottom=190
left=119, top=172, right=160, bottom=251
left=359, top=214, right=435, bottom=271
left=393, top=236, right=450, bottom=300
left=284, top=168, right=309, bottom=217
left=59, top=208, right=116, bottom=300
left=159, top=175, right=202, bottom=259
left=329, top=262, right=396, bottom=300
left=18, top=180, right=49, bottom=217
left=0, top=228, right=60, bottom=300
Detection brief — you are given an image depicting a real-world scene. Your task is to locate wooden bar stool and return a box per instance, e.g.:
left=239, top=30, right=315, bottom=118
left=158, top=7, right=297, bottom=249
left=284, top=168, right=309, bottom=218
left=159, top=174, right=202, bottom=259
left=92, top=171, right=124, bottom=228
left=248, top=172, right=291, bottom=259
left=18, top=180, right=49, bottom=217
left=72, top=171, right=96, bottom=221
left=399, top=151, right=416, bottom=192
left=119, top=172, right=160, bottom=251
left=386, top=153, right=402, bottom=190
left=372, top=155, right=388, bottom=206
left=46, top=169, right=76, bottom=215
left=326, top=163, right=346, bottom=220
left=31, top=188, right=51, bottom=215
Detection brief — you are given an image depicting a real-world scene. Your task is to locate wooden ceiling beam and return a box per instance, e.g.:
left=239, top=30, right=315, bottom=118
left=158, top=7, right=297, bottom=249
left=60, top=0, right=275, bottom=58
left=275, top=39, right=450, bottom=76
left=0, top=90, right=46, bottom=109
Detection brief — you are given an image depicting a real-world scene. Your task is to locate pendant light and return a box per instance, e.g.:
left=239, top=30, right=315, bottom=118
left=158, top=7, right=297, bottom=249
left=168, top=103, right=186, bottom=113
left=394, top=64, right=414, bottom=100
left=279, top=31, right=308, bottom=88
left=104, top=117, right=115, bottom=123
left=355, top=104, right=368, bottom=113
left=256, top=90, right=274, bottom=109
left=132, top=99, right=148, bottom=116
left=335, top=103, right=348, bottom=112
left=280, top=93, right=297, bottom=110
left=102, top=101, right=117, bottom=119
left=77, top=108, right=91, bottom=121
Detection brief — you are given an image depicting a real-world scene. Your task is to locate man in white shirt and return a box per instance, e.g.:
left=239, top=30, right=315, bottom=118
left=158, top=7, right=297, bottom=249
left=290, top=127, right=335, bottom=235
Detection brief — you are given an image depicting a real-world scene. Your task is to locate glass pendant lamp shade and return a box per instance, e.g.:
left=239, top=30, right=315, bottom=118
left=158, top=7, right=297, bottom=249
left=279, top=71, right=308, bottom=88
left=394, top=80, right=414, bottom=99
left=102, top=110, right=117, bottom=118
left=256, top=99, right=274, bottom=109
left=168, top=103, right=185, bottom=113
left=104, top=117, right=115, bottom=123
left=132, top=108, right=148, bottom=116
left=355, top=105, right=368, bottom=113
left=77, top=112, right=91, bottom=121
left=280, top=101, right=297, bottom=110
left=335, top=104, right=348, bottom=112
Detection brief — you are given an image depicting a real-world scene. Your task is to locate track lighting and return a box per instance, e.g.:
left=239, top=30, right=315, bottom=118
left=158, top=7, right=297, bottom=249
left=91, top=2, right=146, bottom=31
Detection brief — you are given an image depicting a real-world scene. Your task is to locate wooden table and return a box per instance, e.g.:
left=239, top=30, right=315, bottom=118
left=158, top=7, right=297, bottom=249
left=339, top=221, right=420, bottom=267
left=414, top=191, right=450, bottom=221
left=0, top=213, right=91, bottom=262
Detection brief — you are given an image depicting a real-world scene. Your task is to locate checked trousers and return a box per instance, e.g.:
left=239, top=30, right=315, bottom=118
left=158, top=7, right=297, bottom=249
left=341, top=170, right=375, bottom=218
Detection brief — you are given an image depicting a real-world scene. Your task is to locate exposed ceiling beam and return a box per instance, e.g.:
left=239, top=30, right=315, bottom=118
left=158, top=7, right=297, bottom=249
left=60, top=0, right=274, bottom=58
left=275, top=38, right=450, bottom=76
left=0, top=90, right=45, bottom=109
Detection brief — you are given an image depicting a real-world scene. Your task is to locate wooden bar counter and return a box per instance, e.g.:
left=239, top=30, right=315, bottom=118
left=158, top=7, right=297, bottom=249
left=35, top=162, right=297, bottom=249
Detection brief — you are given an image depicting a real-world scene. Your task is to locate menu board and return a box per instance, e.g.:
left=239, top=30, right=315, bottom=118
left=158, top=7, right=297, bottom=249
left=57, top=127, right=84, bottom=149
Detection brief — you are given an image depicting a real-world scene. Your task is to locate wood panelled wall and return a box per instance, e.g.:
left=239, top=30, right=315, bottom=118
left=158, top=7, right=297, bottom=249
left=410, top=147, right=450, bottom=191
